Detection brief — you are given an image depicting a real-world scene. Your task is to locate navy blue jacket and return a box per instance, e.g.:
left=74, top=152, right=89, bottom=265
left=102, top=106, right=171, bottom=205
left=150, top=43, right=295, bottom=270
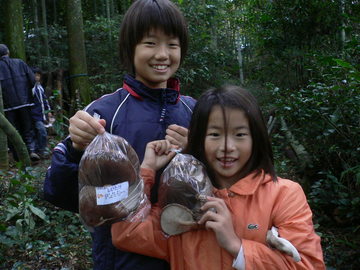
left=43, top=75, right=196, bottom=270
left=0, top=55, right=35, bottom=111
left=31, top=82, right=51, bottom=122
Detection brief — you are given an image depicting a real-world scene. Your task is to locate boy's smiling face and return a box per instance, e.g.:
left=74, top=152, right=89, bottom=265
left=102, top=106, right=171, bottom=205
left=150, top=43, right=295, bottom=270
left=134, top=28, right=181, bottom=89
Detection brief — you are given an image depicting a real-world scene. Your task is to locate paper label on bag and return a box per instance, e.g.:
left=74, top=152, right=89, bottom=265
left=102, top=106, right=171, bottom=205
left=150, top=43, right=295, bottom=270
left=96, top=182, right=129, bottom=205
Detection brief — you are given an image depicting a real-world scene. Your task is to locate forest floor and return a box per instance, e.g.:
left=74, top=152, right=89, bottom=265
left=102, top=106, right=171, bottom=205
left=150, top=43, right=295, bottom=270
left=1, top=149, right=359, bottom=269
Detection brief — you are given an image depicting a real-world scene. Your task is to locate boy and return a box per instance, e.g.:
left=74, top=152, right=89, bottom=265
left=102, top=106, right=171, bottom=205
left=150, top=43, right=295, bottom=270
left=43, top=0, right=195, bottom=269
left=31, top=67, right=52, bottom=158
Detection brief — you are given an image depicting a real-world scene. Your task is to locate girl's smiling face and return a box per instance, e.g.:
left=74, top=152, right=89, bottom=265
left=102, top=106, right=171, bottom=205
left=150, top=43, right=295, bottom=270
left=134, top=28, right=181, bottom=89
left=204, top=106, right=253, bottom=188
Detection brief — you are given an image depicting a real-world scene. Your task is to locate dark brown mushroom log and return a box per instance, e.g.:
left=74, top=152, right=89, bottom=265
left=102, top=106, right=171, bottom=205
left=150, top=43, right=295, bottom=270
left=79, top=185, right=128, bottom=227
left=78, top=135, right=139, bottom=187
left=78, top=133, right=142, bottom=228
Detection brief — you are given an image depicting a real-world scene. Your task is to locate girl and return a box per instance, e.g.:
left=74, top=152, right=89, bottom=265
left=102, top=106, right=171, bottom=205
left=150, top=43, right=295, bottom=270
left=111, top=85, right=326, bottom=269
left=43, top=0, right=195, bottom=269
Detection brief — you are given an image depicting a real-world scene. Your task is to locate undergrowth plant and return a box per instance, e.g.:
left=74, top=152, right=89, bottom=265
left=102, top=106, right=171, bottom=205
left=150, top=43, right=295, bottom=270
left=0, top=165, right=92, bottom=269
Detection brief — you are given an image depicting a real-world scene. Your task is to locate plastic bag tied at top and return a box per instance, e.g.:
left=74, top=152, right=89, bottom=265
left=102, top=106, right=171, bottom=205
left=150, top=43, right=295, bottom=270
left=78, top=132, right=149, bottom=229
left=158, top=153, right=214, bottom=222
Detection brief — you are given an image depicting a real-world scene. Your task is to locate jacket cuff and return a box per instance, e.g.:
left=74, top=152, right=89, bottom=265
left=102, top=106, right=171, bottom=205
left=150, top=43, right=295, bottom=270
left=65, top=137, right=84, bottom=163
left=232, top=245, right=245, bottom=270
left=140, top=168, right=156, bottom=182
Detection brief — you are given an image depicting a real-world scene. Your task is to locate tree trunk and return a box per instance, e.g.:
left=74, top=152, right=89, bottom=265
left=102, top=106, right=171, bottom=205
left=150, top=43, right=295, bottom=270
left=4, top=0, right=26, bottom=60
left=106, top=0, right=112, bottom=42
left=280, top=116, right=311, bottom=169
left=237, top=42, right=244, bottom=85
left=0, top=83, right=9, bottom=169
left=93, top=0, right=98, bottom=16
left=33, top=0, right=41, bottom=60
left=53, top=0, right=58, bottom=24
left=236, top=32, right=245, bottom=85
left=340, top=0, right=346, bottom=54
left=66, top=0, right=91, bottom=106
left=0, top=113, right=31, bottom=167
left=41, top=0, right=50, bottom=59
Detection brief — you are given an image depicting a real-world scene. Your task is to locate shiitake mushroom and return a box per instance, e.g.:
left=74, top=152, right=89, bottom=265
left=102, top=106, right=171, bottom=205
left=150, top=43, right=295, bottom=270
left=158, top=154, right=213, bottom=221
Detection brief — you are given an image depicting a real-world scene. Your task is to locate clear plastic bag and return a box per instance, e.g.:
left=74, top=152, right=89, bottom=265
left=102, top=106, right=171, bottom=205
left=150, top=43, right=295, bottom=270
left=158, top=153, right=214, bottom=235
left=78, top=132, right=150, bottom=230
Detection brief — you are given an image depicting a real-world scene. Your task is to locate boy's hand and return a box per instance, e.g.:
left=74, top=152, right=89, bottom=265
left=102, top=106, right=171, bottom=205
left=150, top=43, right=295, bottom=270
left=198, top=197, right=242, bottom=258
left=69, top=111, right=106, bottom=150
left=165, top=124, right=188, bottom=150
left=141, top=140, right=177, bottom=171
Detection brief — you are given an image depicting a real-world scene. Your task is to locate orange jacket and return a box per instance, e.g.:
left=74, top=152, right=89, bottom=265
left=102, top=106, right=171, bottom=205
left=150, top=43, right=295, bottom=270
left=112, top=168, right=325, bottom=270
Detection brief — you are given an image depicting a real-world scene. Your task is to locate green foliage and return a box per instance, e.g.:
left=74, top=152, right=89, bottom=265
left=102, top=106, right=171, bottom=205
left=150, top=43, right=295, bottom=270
left=242, top=0, right=359, bottom=89
left=2, top=177, right=47, bottom=238
left=84, top=15, right=124, bottom=99
left=177, top=0, right=242, bottom=95
left=309, top=171, right=360, bottom=225
left=47, top=90, right=69, bottom=139
left=265, top=58, right=360, bottom=228
left=26, top=24, right=68, bottom=71
left=259, top=49, right=360, bottom=267
left=320, top=223, right=360, bottom=268
left=0, top=167, right=92, bottom=269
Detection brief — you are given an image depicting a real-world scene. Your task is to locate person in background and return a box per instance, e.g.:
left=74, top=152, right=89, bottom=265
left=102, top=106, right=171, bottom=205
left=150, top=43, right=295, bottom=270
left=0, top=43, right=39, bottom=161
left=111, top=85, right=326, bottom=270
left=43, top=0, right=196, bottom=269
left=31, top=67, right=52, bottom=159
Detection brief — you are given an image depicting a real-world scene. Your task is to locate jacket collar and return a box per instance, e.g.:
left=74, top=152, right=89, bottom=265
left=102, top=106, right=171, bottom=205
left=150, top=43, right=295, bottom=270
left=122, top=74, right=180, bottom=104
left=214, top=171, right=273, bottom=196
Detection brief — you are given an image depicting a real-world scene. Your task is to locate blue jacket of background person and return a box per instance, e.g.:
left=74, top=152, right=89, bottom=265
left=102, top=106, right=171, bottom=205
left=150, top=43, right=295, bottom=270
left=31, top=82, right=51, bottom=122
left=43, top=74, right=196, bottom=270
left=0, top=55, right=35, bottom=111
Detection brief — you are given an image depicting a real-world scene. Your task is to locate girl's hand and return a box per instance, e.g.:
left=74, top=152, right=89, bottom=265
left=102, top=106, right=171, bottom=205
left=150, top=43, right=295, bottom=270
left=165, top=124, right=188, bottom=150
left=198, top=196, right=242, bottom=257
left=141, top=140, right=177, bottom=171
left=69, top=111, right=106, bottom=150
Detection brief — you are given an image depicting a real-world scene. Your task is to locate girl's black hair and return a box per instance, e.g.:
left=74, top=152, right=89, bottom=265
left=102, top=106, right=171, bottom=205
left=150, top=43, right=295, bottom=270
left=119, top=0, right=188, bottom=74
left=184, top=85, right=277, bottom=185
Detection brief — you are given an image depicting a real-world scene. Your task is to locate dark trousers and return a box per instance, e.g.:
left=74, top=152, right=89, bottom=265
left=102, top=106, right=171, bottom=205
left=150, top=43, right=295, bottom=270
left=34, top=120, right=47, bottom=154
left=5, top=106, right=35, bottom=159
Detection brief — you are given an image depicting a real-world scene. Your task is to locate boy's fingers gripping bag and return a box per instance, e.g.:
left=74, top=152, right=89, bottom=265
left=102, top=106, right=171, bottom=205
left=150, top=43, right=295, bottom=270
left=158, top=153, right=214, bottom=236
left=78, top=132, right=149, bottom=229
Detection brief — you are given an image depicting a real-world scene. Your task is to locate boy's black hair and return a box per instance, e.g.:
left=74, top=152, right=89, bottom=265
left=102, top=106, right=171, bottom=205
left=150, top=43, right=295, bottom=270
left=32, top=67, right=42, bottom=74
left=184, top=85, right=277, bottom=186
left=119, top=0, right=188, bottom=74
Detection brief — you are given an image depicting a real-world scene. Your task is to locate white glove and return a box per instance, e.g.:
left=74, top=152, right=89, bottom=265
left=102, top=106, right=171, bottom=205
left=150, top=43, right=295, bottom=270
left=266, top=226, right=301, bottom=262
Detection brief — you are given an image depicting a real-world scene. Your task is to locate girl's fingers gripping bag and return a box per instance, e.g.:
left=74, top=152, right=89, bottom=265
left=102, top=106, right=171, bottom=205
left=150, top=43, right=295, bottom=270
left=158, top=153, right=214, bottom=236
left=78, top=132, right=149, bottom=229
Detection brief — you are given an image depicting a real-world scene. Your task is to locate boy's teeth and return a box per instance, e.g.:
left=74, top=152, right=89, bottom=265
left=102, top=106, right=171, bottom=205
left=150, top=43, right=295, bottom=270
left=153, top=65, right=167, bottom=70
